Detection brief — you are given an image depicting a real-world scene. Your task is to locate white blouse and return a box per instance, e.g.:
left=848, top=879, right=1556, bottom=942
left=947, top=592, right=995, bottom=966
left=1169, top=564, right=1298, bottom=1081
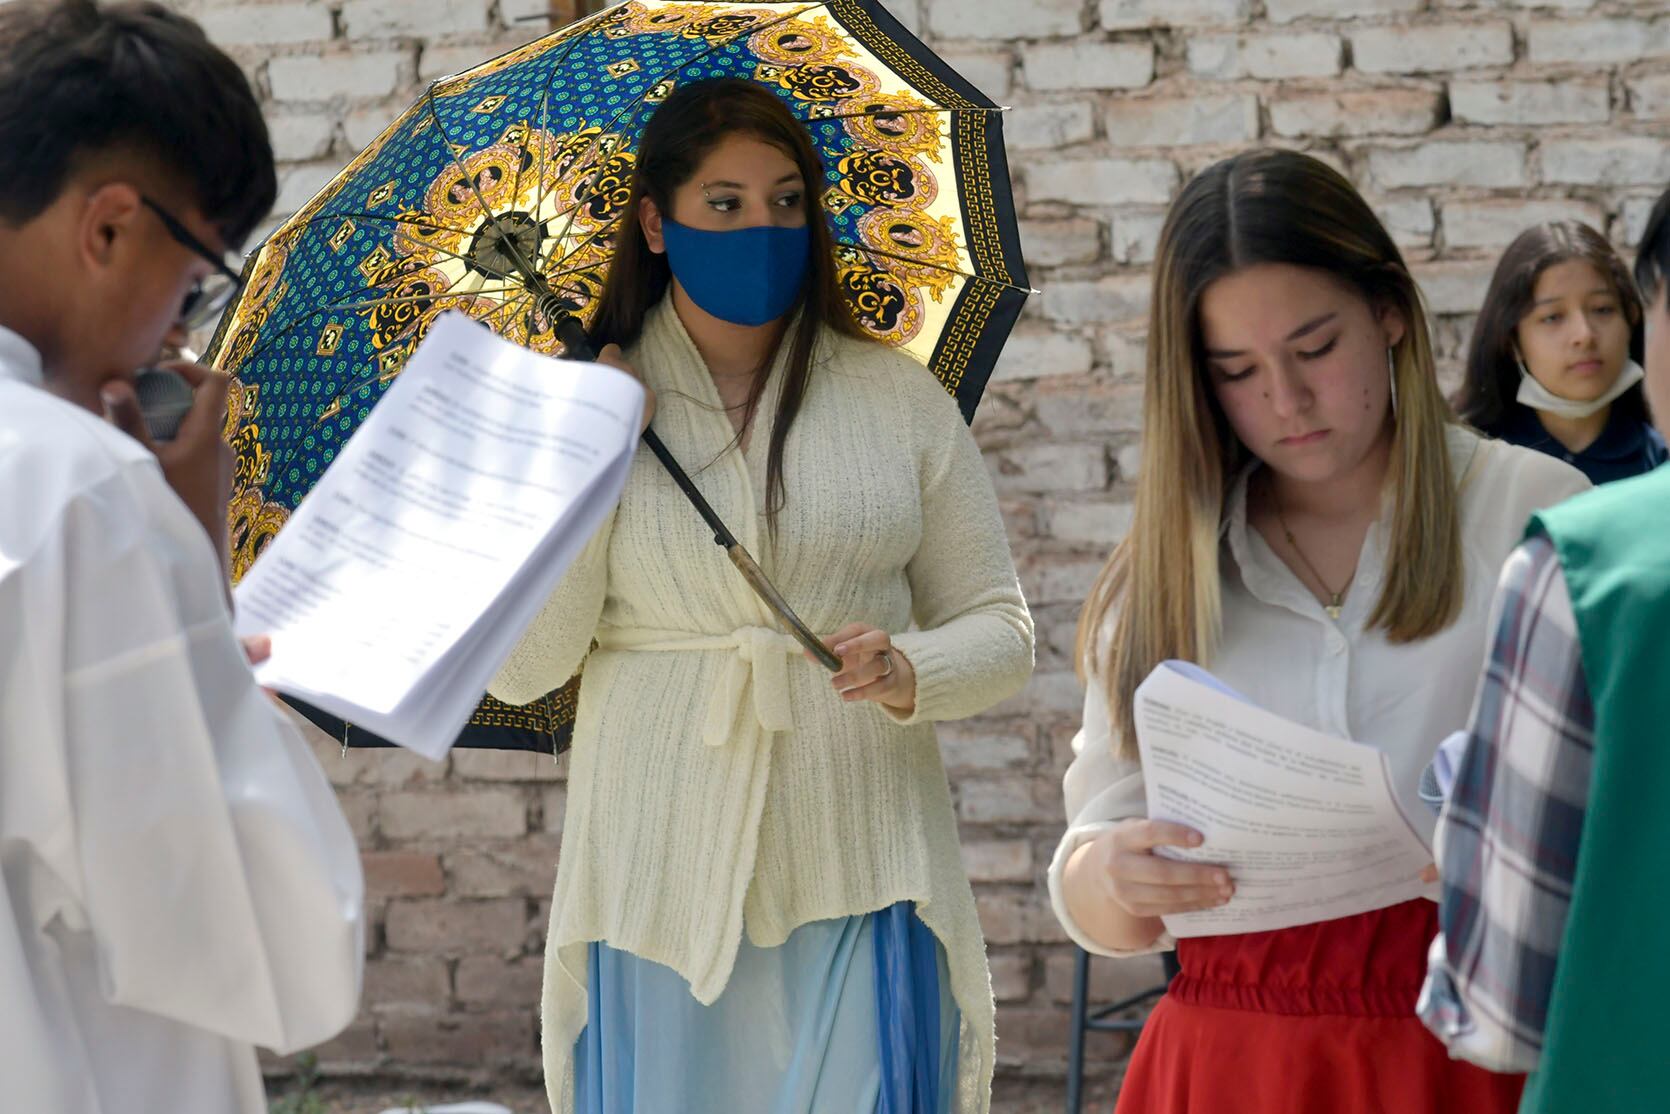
left=1047, top=425, right=1589, bottom=957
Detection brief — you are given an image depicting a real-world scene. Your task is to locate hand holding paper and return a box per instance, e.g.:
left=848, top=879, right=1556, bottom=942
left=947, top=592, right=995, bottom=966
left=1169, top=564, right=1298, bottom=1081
left=1135, top=662, right=1437, bottom=938
left=233, top=312, right=644, bottom=760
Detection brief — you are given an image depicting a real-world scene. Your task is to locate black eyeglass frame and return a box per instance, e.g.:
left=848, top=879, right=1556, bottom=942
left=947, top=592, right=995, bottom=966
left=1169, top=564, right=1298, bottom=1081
left=139, top=196, right=246, bottom=328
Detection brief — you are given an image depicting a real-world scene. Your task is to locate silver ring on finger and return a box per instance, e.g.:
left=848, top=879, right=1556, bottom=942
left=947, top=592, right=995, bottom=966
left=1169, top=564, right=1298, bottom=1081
left=877, top=649, right=894, bottom=679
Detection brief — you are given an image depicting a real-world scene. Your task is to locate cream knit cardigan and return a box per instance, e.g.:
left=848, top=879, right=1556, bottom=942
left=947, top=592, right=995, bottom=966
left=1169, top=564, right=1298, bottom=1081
left=490, top=298, right=1034, bottom=1113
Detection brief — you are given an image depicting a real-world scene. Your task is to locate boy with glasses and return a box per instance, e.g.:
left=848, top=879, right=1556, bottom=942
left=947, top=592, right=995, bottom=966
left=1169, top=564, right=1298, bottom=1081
left=0, top=3, right=364, bottom=1112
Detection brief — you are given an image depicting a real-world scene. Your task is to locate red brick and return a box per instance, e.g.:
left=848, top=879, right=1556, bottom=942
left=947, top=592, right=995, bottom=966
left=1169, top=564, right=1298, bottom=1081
left=445, top=837, right=560, bottom=898
left=384, top=898, right=528, bottom=955
left=381, top=789, right=529, bottom=841
left=380, top=1008, right=536, bottom=1066
left=455, top=955, right=543, bottom=1009
left=364, top=955, right=451, bottom=1009
left=363, top=851, right=445, bottom=898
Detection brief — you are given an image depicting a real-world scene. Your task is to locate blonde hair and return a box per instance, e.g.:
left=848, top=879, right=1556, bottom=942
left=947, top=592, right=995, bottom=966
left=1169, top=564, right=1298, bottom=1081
left=1077, top=149, right=1463, bottom=760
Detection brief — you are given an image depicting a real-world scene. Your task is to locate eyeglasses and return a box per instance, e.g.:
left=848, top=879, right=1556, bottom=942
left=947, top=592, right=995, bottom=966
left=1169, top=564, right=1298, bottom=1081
left=140, top=197, right=246, bottom=330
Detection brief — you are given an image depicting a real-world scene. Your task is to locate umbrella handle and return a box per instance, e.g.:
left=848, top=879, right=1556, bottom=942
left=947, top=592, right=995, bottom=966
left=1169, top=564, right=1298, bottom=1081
left=556, top=316, right=843, bottom=674
left=724, top=544, right=844, bottom=673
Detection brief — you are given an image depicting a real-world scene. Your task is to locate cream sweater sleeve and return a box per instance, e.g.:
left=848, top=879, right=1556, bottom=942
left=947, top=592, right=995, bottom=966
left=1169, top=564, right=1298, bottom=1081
left=886, top=363, right=1034, bottom=725
left=487, top=510, right=614, bottom=706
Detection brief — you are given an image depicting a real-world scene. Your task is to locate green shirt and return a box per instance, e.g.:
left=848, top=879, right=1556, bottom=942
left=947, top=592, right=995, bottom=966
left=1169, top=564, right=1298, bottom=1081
left=1522, top=464, right=1670, bottom=1112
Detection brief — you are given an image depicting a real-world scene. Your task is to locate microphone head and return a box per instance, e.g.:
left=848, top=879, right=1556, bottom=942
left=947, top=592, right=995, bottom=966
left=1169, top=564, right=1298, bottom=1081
left=1417, top=762, right=1444, bottom=813
left=133, top=366, right=196, bottom=442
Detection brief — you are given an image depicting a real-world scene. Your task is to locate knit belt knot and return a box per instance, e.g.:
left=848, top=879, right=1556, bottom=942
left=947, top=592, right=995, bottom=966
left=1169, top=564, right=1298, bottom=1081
left=594, top=625, right=800, bottom=746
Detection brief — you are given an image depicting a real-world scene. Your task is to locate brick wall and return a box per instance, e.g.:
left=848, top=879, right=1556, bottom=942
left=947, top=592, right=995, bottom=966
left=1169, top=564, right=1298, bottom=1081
left=167, top=0, right=1670, bottom=1105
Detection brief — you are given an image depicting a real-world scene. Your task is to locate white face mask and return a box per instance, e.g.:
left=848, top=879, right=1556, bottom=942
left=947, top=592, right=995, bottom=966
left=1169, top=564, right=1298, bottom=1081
left=1516, top=357, right=1644, bottom=421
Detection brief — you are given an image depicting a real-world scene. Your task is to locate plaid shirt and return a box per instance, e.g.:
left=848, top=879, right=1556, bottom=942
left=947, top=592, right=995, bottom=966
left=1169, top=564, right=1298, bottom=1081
left=1417, top=533, right=1595, bottom=1074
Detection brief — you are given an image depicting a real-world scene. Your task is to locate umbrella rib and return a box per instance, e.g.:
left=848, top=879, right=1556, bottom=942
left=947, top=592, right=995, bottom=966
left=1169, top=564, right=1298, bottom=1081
left=506, top=95, right=535, bottom=215
left=480, top=292, right=537, bottom=339
left=834, top=240, right=1038, bottom=294
left=540, top=99, right=653, bottom=277
left=526, top=105, right=993, bottom=246
left=287, top=294, right=538, bottom=456
left=422, top=82, right=545, bottom=285
left=324, top=286, right=527, bottom=312
left=239, top=286, right=528, bottom=367
left=312, top=301, right=532, bottom=422
left=253, top=285, right=537, bottom=484
left=542, top=253, right=608, bottom=283
left=299, top=205, right=474, bottom=239
left=519, top=84, right=553, bottom=230
left=296, top=209, right=524, bottom=285
left=523, top=218, right=616, bottom=288
left=524, top=9, right=609, bottom=249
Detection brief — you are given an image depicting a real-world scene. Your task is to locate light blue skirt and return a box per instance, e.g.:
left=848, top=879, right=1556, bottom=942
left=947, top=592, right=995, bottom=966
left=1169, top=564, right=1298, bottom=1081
left=574, top=902, right=959, bottom=1114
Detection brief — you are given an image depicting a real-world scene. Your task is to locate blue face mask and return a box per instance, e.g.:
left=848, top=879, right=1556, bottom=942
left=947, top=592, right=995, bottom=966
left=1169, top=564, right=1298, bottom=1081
left=660, top=218, right=811, bottom=327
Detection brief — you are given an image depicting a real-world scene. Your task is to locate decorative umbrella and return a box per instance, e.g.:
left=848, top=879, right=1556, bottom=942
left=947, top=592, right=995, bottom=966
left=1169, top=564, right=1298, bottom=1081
left=206, top=0, right=1032, bottom=754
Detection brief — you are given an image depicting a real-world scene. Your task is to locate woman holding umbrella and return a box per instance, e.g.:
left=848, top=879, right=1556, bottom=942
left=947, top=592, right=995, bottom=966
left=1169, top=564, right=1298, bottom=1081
left=491, top=78, right=1033, bottom=1114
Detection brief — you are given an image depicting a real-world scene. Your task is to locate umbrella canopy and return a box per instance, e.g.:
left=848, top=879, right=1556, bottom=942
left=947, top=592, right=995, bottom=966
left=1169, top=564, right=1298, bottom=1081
left=207, top=0, right=1031, bottom=754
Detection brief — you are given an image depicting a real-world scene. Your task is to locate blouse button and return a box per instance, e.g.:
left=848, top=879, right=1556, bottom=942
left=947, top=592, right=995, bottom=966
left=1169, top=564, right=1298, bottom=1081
left=1326, top=632, right=1346, bottom=656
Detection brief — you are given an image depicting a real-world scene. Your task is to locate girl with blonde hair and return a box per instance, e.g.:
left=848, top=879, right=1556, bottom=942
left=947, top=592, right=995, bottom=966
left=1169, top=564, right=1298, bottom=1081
left=1048, top=149, right=1587, bottom=1113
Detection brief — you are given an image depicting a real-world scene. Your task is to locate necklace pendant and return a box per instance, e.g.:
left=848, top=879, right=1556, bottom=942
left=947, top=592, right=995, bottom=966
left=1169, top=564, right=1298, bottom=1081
left=1326, top=597, right=1343, bottom=620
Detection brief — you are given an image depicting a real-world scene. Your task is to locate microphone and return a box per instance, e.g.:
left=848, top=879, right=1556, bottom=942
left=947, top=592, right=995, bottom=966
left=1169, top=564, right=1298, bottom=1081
left=133, top=366, right=195, bottom=442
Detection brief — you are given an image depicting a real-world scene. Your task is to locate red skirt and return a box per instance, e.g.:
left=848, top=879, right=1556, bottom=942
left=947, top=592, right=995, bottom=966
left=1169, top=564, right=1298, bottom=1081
left=1113, top=901, right=1524, bottom=1114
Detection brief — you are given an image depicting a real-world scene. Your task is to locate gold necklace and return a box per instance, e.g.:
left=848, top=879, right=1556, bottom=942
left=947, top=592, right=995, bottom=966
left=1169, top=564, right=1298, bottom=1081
left=1267, top=477, right=1350, bottom=620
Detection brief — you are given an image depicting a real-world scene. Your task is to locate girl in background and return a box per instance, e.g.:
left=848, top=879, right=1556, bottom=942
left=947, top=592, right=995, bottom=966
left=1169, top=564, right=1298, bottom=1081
left=1458, top=220, right=1665, bottom=485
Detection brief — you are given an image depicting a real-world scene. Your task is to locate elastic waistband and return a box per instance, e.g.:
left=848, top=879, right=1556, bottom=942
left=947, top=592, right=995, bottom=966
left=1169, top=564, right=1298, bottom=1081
left=1166, top=973, right=1420, bottom=1018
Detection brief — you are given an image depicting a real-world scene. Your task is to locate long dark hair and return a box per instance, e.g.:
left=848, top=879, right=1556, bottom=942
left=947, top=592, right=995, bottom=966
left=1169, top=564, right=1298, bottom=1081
left=588, top=77, right=868, bottom=533
left=1458, top=221, right=1646, bottom=434
left=1078, top=148, right=1461, bottom=758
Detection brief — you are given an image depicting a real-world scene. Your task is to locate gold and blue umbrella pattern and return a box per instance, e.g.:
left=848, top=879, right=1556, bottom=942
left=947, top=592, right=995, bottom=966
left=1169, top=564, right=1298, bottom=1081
left=206, top=0, right=1030, bottom=753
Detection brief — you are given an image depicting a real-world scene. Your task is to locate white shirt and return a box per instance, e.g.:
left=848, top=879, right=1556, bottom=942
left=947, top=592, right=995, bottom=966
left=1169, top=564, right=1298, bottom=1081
left=1047, top=425, right=1589, bottom=957
left=0, top=327, right=365, bottom=1113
